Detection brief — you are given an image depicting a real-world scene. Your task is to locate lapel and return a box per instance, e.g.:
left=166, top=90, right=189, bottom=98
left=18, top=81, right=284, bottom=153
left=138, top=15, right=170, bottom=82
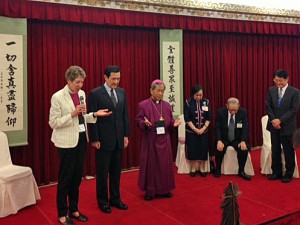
left=62, top=85, right=75, bottom=111
left=115, top=87, right=124, bottom=109
left=224, top=109, right=229, bottom=127
left=235, top=110, right=241, bottom=125
left=271, top=86, right=280, bottom=108
left=100, top=85, right=117, bottom=108
left=280, top=85, right=290, bottom=106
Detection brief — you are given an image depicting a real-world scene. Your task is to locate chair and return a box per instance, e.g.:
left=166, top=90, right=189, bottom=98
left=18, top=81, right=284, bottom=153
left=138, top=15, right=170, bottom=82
left=221, top=146, right=255, bottom=175
left=175, top=115, right=210, bottom=174
left=260, top=115, right=299, bottom=178
left=175, top=115, right=190, bottom=174
left=0, top=131, right=40, bottom=218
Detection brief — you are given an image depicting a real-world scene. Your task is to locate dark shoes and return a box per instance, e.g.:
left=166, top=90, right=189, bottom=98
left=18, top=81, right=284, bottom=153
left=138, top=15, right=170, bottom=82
left=161, top=192, right=173, bottom=198
left=99, top=204, right=112, bottom=214
left=100, top=201, right=128, bottom=213
left=189, top=172, right=196, bottom=177
left=268, top=174, right=282, bottom=181
left=281, top=176, right=292, bottom=183
left=57, top=216, right=75, bottom=225
left=110, top=201, right=128, bottom=210
left=199, top=171, right=207, bottom=177
left=268, top=173, right=292, bottom=183
left=69, top=212, right=88, bottom=222
left=145, top=192, right=172, bottom=201
left=144, top=195, right=154, bottom=201
left=213, top=170, right=221, bottom=178
left=190, top=171, right=207, bottom=177
left=238, top=171, right=251, bottom=181
left=213, top=170, right=251, bottom=180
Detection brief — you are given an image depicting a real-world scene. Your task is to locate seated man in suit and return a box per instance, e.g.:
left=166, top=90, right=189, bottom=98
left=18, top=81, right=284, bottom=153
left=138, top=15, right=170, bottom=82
left=213, top=97, right=251, bottom=180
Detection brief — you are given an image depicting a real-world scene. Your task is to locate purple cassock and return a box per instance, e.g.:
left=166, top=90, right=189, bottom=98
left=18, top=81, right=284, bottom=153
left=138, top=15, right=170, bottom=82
left=135, top=98, right=176, bottom=197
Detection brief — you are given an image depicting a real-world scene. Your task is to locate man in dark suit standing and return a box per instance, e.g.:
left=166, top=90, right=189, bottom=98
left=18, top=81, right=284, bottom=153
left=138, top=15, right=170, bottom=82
left=266, top=69, right=300, bottom=183
left=213, top=97, right=251, bottom=180
left=89, top=65, right=130, bottom=213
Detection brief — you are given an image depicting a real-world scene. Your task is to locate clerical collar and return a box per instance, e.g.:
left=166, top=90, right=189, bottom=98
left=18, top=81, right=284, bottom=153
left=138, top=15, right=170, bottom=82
left=151, top=98, right=161, bottom=104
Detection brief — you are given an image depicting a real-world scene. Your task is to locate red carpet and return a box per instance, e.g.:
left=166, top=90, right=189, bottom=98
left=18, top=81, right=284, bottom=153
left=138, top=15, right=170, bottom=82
left=2, top=149, right=300, bottom=225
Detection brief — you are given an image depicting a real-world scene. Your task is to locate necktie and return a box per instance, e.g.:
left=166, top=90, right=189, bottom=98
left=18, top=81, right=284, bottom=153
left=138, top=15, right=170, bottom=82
left=228, top=115, right=235, bottom=142
left=278, top=88, right=283, bottom=106
left=111, top=89, right=117, bottom=108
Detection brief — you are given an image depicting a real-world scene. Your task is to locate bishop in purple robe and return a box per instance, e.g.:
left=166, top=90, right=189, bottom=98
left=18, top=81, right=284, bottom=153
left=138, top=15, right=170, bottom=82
left=135, top=79, right=180, bottom=201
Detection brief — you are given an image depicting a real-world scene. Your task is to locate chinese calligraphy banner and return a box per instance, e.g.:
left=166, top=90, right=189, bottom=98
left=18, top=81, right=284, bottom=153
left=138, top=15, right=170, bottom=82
left=160, top=29, right=183, bottom=117
left=0, top=16, right=28, bottom=146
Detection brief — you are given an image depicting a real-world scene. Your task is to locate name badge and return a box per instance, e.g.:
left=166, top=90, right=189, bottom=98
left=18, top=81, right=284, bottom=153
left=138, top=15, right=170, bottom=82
left=155, top=120, right=165, bottom=135
left=79, top=124, right=86, bottom=132
left=156, top=127, right=165, bottom=135
left=237, top=123, right=243, bottom=128
left=202, top=106, right=209, bottom=111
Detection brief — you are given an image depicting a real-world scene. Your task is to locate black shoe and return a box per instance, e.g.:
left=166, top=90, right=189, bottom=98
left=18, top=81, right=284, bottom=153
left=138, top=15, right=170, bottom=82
left=268, top=174, right=282, bottom=181
left=69, top=212, right=88, bottom=222
left=162, top=192, right=172, bottom=198
left=155, top=192, right=173, bottom=199
left=110, top=201, right=128, bottom=210
left=99, top=204, right=112, bottom=213
left=213, top=170, right=221, bottom=178
left=281, top=176, right=292, bottom=183
left=57, top=216, right=75, bottom=225
left=238, top=171, right=251, bottom=181
left=190, top=172, right=196, bottom=177
left=144, top=195, right=154, bottom=201
left=200, top=171, right=207, bottom=177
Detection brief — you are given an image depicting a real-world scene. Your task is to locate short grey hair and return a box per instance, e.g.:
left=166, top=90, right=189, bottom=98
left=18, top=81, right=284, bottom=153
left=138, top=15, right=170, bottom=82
left=227, top=97, right=239, bottom=106
left=65, top=65, right=86, bottom=82
left=150, top=81, right=166, bottom=91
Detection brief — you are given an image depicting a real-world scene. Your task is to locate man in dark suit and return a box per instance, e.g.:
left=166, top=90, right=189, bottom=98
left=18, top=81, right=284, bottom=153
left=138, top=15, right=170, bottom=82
left=266, top=69, right=300, bottom=183
left=89, top=65, right=130, bottom=213
left=213, top=97, right=251, bottom=180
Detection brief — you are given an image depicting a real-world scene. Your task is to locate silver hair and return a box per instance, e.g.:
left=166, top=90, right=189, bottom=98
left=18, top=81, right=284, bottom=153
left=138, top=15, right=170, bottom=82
left=65, top=65, right=86, bottom=82
left=227, top=97, right=239, bottom=106
left=150, top=82, right=166, bottom=91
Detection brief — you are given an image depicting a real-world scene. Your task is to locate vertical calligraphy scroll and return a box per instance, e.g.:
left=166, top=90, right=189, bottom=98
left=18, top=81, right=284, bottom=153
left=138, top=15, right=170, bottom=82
left=0, top=34, right=23, bottom=131
left=0, top=16, right=27, bottom=146
left=160, top=29, right=183, bottom=117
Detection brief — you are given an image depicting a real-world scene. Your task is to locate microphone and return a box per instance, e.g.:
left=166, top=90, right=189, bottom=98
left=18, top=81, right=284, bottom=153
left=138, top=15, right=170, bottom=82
left=79, top=96, right=86, bottom=115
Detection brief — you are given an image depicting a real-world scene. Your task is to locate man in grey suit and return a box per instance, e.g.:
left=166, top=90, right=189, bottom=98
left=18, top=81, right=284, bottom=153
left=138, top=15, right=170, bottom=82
left=89, top=65, right=130, bottom=213
left=266, top=69, right=300, bottom=183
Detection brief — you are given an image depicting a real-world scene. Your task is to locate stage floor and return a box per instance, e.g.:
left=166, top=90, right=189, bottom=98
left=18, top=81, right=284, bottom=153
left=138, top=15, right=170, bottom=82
left=2, top=149, right=300, bottom=225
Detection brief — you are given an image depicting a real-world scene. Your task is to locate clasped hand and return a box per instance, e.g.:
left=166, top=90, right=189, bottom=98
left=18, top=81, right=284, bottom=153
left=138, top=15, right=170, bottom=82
left=238, top=141, right=247, bottom=151
left=271, top=119, right=281, bottom=129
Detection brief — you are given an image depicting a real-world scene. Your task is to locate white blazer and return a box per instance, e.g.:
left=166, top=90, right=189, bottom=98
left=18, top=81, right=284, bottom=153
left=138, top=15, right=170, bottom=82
left=49, top=85, right=96, bottom=148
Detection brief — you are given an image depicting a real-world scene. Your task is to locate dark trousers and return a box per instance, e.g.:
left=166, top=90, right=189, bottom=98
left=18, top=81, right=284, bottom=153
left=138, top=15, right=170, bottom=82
left=95, top=146, right=122, bottom=207
left=215, top=142, right=249, bottom=172
left=270, top=131, right=295, bottom=177
left=57, top=133, right=87, bottom=217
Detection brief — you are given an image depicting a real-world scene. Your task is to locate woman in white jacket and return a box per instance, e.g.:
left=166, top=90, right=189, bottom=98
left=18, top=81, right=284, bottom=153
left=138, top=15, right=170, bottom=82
left=49, top=65, right=111, bottom=225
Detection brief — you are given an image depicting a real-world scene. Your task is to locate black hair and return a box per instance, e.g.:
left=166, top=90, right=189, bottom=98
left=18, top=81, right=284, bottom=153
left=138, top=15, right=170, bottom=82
left=274, top=69, right=288, bottom=79
left=191, top=85, right=203, bottom=97
left=105, top=65, right=121, bottom=78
